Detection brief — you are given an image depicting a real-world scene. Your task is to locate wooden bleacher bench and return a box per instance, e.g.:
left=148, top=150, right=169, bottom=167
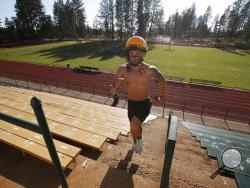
left=0, top=86, right=130, bottom=134
left=0, top=86, right=130, bottom=147
left=0, top=92, right=126, bottom=138
left=189, top=78, right=222, bottom=86
left=0, top=120, right=81, bottom=169
left=0, top=104, right=107, bottom=149
left=73, top=66, right=101, bottom=74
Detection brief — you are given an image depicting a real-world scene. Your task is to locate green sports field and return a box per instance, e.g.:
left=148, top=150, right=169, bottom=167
left=0, top=41, right=250, bottom=90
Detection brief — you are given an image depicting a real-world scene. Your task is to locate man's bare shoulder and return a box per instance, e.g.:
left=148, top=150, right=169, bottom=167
left=144, top=63, right=163, bottom=78
left=141, top=63, right=157, bottom=72
left=119, top=64, right=127, bottom=69
left=117, top=64, right=127, bottom=75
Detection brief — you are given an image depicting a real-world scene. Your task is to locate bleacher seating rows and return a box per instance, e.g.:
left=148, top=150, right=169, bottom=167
left=1, top=60, right=250, bottom=123
left=183, top=122, right=250, bottom=187
left=0, top=86, right=130, bottom=149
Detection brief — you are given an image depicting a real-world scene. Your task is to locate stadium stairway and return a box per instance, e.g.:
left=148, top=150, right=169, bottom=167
left=1, top=85, right=242, bottom=187
left=183, top=122, right=250, bottom=187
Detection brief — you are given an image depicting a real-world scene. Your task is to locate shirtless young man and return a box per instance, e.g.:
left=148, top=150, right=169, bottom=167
left=110, top=36, right=166, bottom=153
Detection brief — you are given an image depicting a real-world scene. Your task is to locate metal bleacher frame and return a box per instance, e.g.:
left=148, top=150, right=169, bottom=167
left=184, top=122, right=250, bottom=188
left=0, top=97, right=68, bottom=188
left=160, top=113, right=177, bottom=188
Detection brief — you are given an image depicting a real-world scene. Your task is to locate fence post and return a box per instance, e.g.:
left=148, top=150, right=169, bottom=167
left=30, top=97, right=69, bottom=188
left=201, top=104, right=205, bottom=125
left=162, top=98, right=166, bottom=118
left=27, top=81, right=30, bottom=89
left=92, top=85, right=95, bottom=95
left=182, top=102, right=186, bottom=121
left=15, top=79, right=18, bottom=88
left=224, top=108, right=229, bottom=121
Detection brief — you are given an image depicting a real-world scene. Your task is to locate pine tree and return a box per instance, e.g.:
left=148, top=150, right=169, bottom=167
left=15, top=0, right=46, bottom=39
left=115, top=0, right=125, bottom=40
left=70, top=0, right=86, bottom=38
left=98, top=0, right=115, bottom=40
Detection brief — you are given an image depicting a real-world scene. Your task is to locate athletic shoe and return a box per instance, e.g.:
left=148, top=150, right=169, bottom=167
left=134, top=137, right=143, bottom=153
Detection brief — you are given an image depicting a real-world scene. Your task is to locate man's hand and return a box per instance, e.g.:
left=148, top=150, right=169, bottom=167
left=155, top=96, right=165, bottom=106
left=109, top=82, right=118, bottom=95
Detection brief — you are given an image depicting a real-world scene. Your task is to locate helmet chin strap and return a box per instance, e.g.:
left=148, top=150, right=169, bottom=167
left=129, top=62, right=140, bottom=67
left=127, top=56, right=143, bottom=67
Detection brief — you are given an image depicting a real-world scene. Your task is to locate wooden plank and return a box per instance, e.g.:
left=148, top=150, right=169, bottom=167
left=0, top=97, right=121, bottom=140
left=0, top=128, right=73, bottom=169
left=0, top=105, right=107, bottom=149
left=0, top=121, right=81, bottom=157
left=1, top=86, right=127, bottom=115
left=0, top=87, right=129, bottom=123
left=1, top=87, right=129, bottom=123
left=0, top=89, right=130, bottom=134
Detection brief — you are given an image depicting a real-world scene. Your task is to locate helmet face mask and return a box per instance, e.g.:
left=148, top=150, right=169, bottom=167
left=125, top=36, right=148, bottom=67
left=128, top=50, right=143, bottom=66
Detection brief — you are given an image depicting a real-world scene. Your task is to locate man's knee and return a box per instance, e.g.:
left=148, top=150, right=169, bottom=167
left=130, top=116, right=142, bottom=134
left=131, top=116, right=142, bottom=125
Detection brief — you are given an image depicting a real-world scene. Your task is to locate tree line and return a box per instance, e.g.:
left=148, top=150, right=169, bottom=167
left=0, top=0, right=87, bottom=42
left=0, top=0, right=249, bottom=47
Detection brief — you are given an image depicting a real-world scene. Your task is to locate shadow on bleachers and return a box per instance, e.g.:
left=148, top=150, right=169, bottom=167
left=0, top=143, right=72, bottom=188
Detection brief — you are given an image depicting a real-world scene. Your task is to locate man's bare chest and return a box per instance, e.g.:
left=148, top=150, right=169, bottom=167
left=123, top=71, right=150, bottom=86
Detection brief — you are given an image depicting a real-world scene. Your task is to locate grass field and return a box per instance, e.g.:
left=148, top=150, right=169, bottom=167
left=0, top=41, right=250, bottom=90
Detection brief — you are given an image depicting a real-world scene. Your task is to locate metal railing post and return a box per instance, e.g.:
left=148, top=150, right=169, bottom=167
left=166, top=111, right=173, bottom=137
left=162, top=98, right=166, bottom=118
left=30, top=97, right=68, bottom=188
left=160, top=115, right=177, bottom=188
left=40, top=83, right=43, bottom=91
left=201, top=104, right=205, bottom=125
left=182, top=102, right=186, bottom=121
left=224, top=108, right=229, bottom=121
left=27, top=81, right=30, bottom=89
left=15, top=79, right=18, bottom=88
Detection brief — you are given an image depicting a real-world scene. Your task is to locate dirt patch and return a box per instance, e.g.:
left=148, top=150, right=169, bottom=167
left=98, top=118, right=167, bottom=183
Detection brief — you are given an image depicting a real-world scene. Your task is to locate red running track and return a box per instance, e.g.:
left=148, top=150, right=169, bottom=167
left=0, top=60, right=250, bottom=124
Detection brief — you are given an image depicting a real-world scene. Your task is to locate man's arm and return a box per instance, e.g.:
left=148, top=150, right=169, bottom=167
left=150, top=66, right=166, bottom=99
left=110, top=66, right=125, bottom=95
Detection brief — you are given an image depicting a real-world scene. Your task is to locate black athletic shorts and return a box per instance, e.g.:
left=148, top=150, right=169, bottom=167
left=128, top=98, right=152, bottom=123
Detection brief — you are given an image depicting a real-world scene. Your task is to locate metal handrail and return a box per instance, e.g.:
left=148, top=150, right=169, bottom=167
left=160, top=114, right=177, bottom=188
left=0, top=97, right=68, bottom=188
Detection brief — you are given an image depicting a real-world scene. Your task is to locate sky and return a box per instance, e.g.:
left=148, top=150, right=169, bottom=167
left=0, top=0, right=235, bottom=27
